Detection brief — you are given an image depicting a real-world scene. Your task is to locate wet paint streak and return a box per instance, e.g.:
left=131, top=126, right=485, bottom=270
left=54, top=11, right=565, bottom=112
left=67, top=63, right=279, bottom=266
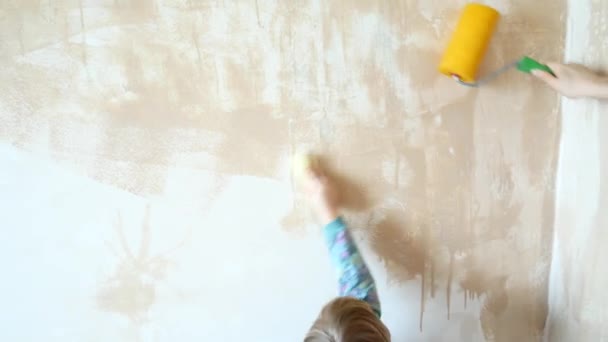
left=255, top=0, right=262, bottom=28
left=192, top=29, right=203, bottom=75
left=446, top=254, right=453, bottom=320
left=394, top=154, right=400, bottom=189
left=79, top=0, right=87, bottom=64
left=17, top=12, right=25, bottom=55
left=419, top=267, right=425, bottom=332
left=430, top=258, right=435, bottom=298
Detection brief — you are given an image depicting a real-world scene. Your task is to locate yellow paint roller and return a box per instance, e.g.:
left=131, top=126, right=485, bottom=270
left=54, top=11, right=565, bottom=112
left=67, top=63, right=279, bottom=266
left=438, top=3, right=555, bottom=87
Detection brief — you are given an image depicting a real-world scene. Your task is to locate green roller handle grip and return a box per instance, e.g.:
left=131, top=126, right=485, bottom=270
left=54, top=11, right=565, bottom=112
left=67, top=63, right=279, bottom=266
left=517, top=56, right=556, bottom=77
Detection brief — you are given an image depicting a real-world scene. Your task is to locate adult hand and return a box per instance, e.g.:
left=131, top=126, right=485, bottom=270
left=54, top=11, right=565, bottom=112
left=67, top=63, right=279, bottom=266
left=532, top=63, right=608, bottom=99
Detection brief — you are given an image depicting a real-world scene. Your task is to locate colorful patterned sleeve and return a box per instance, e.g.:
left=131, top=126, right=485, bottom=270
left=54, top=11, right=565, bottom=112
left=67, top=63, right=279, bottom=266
left=323, top=217, right=381, bottom=317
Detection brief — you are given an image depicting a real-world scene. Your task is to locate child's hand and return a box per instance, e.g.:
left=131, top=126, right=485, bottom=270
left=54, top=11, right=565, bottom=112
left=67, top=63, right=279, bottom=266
left=302, top=167, right=341, bottom=226
left=532, top=63, right=608, bottom=99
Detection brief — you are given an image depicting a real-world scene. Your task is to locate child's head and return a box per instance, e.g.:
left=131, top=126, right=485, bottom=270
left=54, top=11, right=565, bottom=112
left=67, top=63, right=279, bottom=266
left=304, top=297, right=391, bottom=342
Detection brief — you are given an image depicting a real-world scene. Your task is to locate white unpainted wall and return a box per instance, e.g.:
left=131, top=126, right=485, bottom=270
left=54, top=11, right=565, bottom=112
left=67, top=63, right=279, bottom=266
left=545, top=0, right=608, bottom=341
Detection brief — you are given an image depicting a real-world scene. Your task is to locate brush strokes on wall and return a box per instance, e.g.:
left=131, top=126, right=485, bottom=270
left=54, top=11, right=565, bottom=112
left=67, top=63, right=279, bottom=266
left=0, top=0, right=565, bottom=341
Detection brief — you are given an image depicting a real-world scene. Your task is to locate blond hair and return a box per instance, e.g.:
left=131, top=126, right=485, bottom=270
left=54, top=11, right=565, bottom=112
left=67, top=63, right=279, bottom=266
left=305, top=297, right=391, bottom=342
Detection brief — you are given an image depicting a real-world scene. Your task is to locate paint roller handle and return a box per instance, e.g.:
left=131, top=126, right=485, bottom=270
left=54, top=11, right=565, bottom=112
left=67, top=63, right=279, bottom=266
left=517, top=56, right=556, bottom=77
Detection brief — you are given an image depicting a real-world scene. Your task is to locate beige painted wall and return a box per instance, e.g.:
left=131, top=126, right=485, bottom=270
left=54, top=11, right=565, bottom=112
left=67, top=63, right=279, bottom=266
left=0, top=1, right=566, bottom=341
left=545, top=0, right=608, bottom=341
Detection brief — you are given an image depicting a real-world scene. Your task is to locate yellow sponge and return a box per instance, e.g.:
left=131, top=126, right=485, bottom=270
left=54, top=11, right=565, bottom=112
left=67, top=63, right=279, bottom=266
left=292, top=153, right=317, bottom=181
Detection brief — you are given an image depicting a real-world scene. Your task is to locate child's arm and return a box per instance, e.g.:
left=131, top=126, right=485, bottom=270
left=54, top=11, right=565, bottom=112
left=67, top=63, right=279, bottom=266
left=323, top=217, right=381, bottom=317
left=296, top=155, right=381, bottom=316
